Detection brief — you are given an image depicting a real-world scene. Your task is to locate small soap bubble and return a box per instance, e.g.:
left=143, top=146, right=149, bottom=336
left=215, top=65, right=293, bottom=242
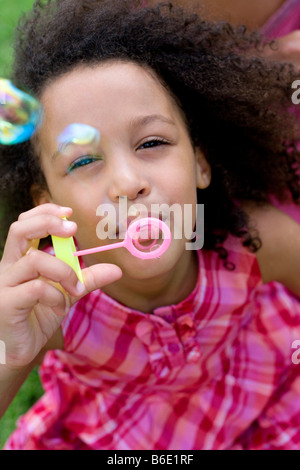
left=0, top=79, right=43, bottom=145
left=57, top=123, right=100, bottom=153
left=55, top=123, right=102, bottom=196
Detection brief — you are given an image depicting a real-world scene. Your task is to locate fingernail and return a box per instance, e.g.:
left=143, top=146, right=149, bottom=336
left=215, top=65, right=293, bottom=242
left=62, top=220, right=76, bottom=231
left=76, top=280, right=86, bottom=295
left=65, top=302, right=71, bottom=314
left=64, top=293, right=71, bottom=314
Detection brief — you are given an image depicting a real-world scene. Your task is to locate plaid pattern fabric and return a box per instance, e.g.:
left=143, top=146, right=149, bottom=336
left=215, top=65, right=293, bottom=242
left=4, top=236, right=300, bottom=450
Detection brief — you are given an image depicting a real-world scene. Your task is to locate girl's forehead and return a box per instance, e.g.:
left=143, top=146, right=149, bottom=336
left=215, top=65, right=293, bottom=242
left=41, top=61, right=174, bottom=110
left=39, top=61, right=184, bottom=139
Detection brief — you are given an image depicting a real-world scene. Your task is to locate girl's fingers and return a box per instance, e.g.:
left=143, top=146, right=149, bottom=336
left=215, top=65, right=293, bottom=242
left=17, top=203, right=72, bottom=221
left=6, top=257, right=123, bottom=312
left=1, top=204, right=123, bottom=310
left=18, top=206, right=65, bottom=254
left=1, top=213, right=77, bottom=265
left=5, top=249, right=82, bottom=298
left=5, top=278, right=69, bottom=317
left=17, top=204, right=73, bottom=253
left=71, top=263, right=123, bottom=304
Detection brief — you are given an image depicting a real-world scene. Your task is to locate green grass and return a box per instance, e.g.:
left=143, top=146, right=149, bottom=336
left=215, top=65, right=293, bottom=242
left=0, top=0, right=44, bottom=449
left=0, top=367, right=44, bottom=448
left=0, top=0, right=36, bottom=78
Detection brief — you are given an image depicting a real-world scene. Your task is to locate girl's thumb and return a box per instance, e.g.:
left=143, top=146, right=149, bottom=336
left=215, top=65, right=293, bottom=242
left=72, top=264, right=122, bottom=303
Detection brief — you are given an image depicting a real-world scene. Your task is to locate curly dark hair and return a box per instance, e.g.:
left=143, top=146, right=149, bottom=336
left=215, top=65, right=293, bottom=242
left=0, top=0, right=300, bottom=263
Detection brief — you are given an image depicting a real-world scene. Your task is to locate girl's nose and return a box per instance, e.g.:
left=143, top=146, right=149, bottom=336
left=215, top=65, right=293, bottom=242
left=107, top=159, right=151, bottom=201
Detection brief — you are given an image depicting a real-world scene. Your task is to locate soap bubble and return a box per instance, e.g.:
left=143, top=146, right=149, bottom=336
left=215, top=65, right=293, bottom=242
left=55, top=123, right=101, bottom=194
left=57, top=123, right=100, bottom=154
left=0, top=79, right=42, bottom=145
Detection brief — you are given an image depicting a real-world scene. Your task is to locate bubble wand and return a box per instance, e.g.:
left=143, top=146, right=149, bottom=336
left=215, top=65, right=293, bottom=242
left=73, top=217, right=171, bottom=259
left=52, top=217, right=171, bottom=283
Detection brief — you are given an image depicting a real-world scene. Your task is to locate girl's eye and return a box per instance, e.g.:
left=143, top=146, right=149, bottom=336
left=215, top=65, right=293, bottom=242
left=138, top=138, right=169, bottom=150
left=67, top=155, right=102, bottom=173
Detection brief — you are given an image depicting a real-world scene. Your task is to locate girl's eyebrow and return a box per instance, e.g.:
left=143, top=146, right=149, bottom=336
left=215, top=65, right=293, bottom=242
left=130, top=114, right=176, bottom=129
left=51, top=114, right=176, bottom=161
left=51, top=150, right=60, bottom=162
left=51, top=138, right=94, bottom=162
left=51, top=144, right=71, bottom=161
left=51, top=141, right=79, bottom=162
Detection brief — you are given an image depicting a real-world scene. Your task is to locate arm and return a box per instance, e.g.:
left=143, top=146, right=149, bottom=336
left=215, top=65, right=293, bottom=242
left=0, top=203, right=122, bottom=418
left=0, top=362, right=40, bottom=420
left=243, top=202, right=300, bottom=296
left=0, top=327, right=63, bottom=419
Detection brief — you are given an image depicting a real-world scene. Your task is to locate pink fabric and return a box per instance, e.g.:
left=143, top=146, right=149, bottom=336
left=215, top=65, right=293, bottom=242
left=4, top=238, right=300, bottom=450
left=261, top=0, right=300, bottom=39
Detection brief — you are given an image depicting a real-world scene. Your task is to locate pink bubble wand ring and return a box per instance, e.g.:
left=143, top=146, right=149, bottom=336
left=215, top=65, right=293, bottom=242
left=52, top=217, right=171, bottom=283
left=73, top=217, right=171, bottom=260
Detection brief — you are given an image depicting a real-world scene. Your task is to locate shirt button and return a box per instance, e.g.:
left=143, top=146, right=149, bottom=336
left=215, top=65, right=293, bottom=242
left=167, top=343, right=181, bottom=354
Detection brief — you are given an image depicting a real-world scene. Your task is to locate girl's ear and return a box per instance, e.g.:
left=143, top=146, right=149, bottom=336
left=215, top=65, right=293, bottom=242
left=195, top=147, right=211, bottom=189
left=30, top=184, right=53, bottom=207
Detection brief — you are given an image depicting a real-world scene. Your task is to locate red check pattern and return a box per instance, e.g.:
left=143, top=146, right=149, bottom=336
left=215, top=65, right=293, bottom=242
left=4, top=236, right=300, bottom=450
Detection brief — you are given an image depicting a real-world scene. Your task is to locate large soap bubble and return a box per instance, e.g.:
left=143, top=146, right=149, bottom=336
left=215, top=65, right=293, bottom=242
left=0, top=79, right=42, bottom=145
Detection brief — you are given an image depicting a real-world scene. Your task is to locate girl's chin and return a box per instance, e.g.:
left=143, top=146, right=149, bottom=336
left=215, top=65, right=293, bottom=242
left=88, top=242, right=187, bottom=279
left=104, top=252, right=171, bottom=274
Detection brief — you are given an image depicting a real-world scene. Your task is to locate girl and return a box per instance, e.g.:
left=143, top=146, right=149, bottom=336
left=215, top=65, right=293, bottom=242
left=1, top=0, right=300, bottom=450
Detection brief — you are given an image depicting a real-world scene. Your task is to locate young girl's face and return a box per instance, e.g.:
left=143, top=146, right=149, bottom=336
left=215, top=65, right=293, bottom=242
left=36, top=60, right=210, bottom=281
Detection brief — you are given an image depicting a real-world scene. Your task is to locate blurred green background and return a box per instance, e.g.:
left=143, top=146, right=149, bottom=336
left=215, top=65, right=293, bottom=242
left=0, top=0, right=36, bottom=77
left=0, top=0, right=44, bottom=449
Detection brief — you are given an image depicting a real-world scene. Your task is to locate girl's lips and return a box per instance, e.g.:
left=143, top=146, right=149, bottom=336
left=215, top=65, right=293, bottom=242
left=116, top=216, right=137, bottom=236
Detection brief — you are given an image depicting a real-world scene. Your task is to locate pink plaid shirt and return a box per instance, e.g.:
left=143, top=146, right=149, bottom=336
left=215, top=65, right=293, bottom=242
left=4, top=236, right=300, bottom=450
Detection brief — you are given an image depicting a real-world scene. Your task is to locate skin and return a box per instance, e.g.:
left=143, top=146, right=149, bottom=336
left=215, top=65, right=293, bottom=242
left=37, top=61, right=210, bottom=313
left=0, top=203, right=122, bottom=416
left=0, top=61, right=211, bottom=415
left=243, top=202, right=300, bottom=296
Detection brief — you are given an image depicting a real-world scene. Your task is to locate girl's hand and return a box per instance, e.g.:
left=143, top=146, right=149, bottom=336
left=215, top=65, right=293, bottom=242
left=0, top=203, right=122, bottom=369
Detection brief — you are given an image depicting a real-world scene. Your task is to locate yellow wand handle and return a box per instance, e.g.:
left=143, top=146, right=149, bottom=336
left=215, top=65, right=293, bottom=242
left=51, top=218, right=84, bottom=284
